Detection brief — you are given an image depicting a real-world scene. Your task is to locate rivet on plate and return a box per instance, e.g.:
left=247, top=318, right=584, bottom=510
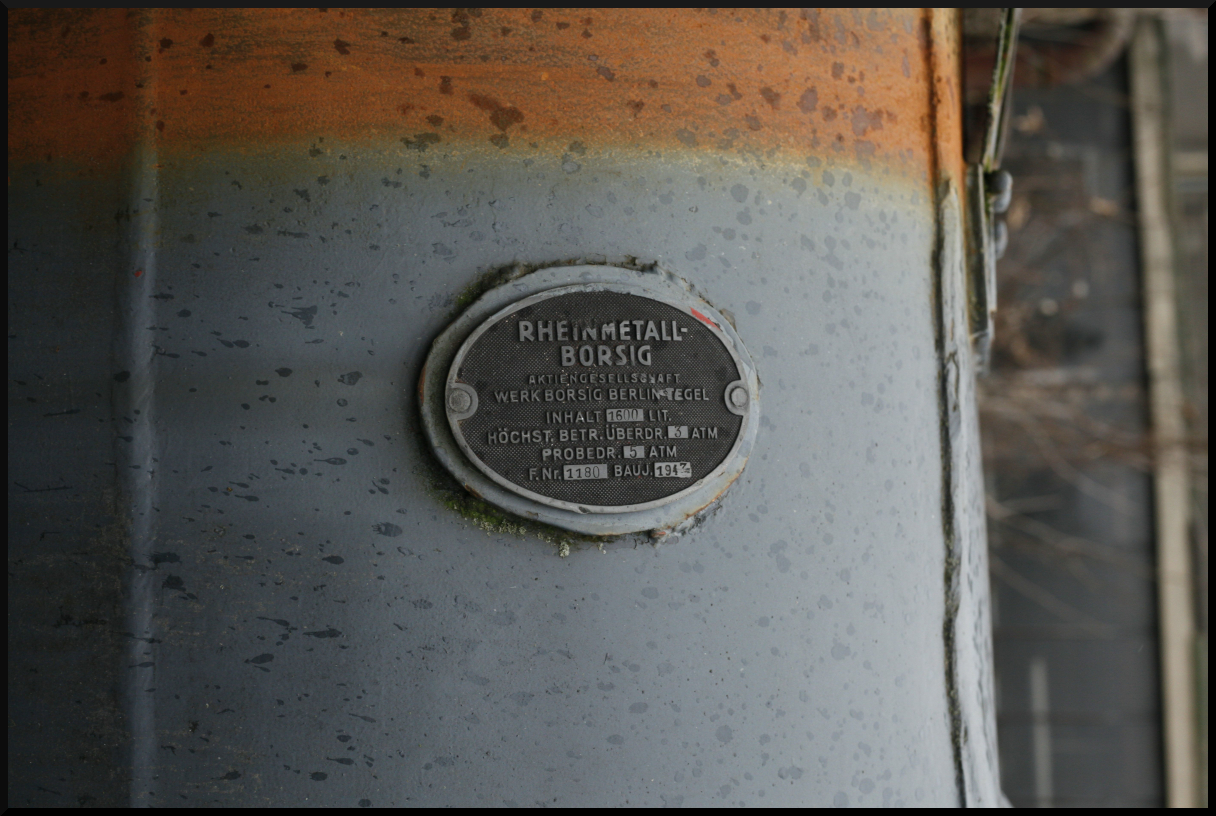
left=448, top=389, right=471, bottom=413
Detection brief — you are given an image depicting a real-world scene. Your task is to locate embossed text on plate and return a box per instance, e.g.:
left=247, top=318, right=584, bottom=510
left=444, top=286, right=752, bottom=513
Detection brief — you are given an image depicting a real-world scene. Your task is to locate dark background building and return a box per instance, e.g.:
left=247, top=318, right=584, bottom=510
left=975, top=9, right=1207, bottom=807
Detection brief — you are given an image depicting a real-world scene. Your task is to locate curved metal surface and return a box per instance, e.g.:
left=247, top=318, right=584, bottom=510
left=7, top=8, right=1000, bottom=807
left=9, top=9, right=956, bottom=179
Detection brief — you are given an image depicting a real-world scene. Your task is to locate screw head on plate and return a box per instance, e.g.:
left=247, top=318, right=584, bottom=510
left=448, top=389, right=472, bottom=413
left=729, top=385, right=748, bottom=408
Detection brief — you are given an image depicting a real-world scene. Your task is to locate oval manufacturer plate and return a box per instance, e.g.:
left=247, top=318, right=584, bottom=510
left=445, top=284, right=751, bottom=514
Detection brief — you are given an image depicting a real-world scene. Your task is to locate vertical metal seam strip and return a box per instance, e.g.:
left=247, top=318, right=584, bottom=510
left=115, top=12, right=160, bottom=807
left=922, top=6, right=969, bottom=806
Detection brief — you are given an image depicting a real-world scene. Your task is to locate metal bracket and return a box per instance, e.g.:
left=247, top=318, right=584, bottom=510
left=968, top=8, right=1021, bottom=371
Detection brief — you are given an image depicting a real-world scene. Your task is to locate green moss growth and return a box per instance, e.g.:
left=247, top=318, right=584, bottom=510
left=431, top=474, right=609, bottom=556
left=413, top=435, right=612, bottom=556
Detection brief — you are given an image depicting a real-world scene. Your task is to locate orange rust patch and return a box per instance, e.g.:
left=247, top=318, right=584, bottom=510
left=925, top=9, right=965, bottom=192
left=8, top=9, right=143, bottom=170
left=10, top=9, right=956, bottom=177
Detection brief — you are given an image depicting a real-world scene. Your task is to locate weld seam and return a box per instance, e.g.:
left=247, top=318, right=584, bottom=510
left=116, top=16, right=161, bottom=806
left=921, top=8, right=968, bottom=807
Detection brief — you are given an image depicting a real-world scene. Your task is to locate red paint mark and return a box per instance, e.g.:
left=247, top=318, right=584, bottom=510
left=134, top=269, right=144, bottom=277
left=690, top=308, right=717, bottom=328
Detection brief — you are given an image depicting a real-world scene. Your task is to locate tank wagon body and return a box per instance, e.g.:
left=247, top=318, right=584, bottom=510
left=8, top=9, right=1001, bottom=806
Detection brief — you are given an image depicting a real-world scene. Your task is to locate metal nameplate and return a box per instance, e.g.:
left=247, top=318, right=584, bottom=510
left=444, top=285, right=752, bottom=514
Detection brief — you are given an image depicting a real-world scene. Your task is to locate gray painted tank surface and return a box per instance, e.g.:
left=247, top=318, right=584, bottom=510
left=8, top=13, right=1000, bottom=803
left=206, top=146, right=932, bottom=805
